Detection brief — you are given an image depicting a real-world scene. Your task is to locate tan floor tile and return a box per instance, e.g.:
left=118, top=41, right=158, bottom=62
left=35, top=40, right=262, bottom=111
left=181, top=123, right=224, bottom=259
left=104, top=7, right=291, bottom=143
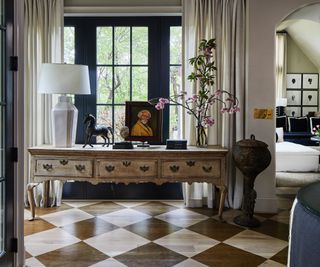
left=224, top=229, right=288, bottom=258
left=188, top=218, right=244, bottom=241
left=79, top=201, right=125, bottom=216
left=154, top=229, right=219, bottom=257
left=161, top=200, right=185, bottom=208
left=270, top=210, right=290, bottom=225
left=125, top=217, right=181, bottom=240
left=63, top=200, right=100, bottom=208
left=25, top=257, right=45, bottom=267
left=61, top=217, right=118, bottom=240
left=192, top=243, right=266, bottom=267
left=259, top=259, right=286, bottom=266
left=24, top=218, right=56, bottom=236
left=173, top=258, right=208, bottom=267
left=25, top=203, right=73, bottom=217
left=89, top=258, right=127, bottom=267
left=132, top=201, right=178, bottom=216
left=114, top=242, right=187, bottom=267
left=36, top=241, right=108, bottom=267
left=114, top=201, right=148, bottom=208
left=186, top=207, right=219, bottom=217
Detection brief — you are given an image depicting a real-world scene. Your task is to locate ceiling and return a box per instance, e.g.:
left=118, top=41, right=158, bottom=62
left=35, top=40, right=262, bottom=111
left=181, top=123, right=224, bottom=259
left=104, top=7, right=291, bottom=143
left=278, top=3, right=320, bottom=69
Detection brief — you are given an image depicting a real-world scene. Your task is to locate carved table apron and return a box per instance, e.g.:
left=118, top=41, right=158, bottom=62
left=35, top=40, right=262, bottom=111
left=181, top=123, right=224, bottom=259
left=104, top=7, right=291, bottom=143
left=28, top=145, right=228, bottom=220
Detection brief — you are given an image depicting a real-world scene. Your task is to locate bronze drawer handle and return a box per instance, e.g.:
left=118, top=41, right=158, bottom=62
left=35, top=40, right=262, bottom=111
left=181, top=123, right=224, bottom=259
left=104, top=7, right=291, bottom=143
left=105, top=165, right=115, bottom=172
left=42, top=164, right=53, bottom=171
left=170, top=165, right=180, bottom=173
left=75, top=165, right=86, bottom=172
left=60, top=160, right=68, bottom=165
left=140, top=165, right=149, bottom=172
left=202, top=166, right=212, bottom=173
left=186, top=160, right=195, bottom=167
left=122, top=161, right=131, bottom=167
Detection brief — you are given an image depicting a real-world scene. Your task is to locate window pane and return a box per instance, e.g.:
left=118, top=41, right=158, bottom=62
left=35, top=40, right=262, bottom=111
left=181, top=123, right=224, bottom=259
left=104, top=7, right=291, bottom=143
left=64, top=27, right=75, bottom=64
left=170, top=66, right=182, bottom=96
left=132, top=67, right=148, bottom=101
left=97, top=27, right=113, bottom=65
left=132, top=27, right=148, bottom=65
left=96, top=105, right=112, bottom=143
left=169, top=104, right=182, bottom=139
left=97, top=67, right=113, bottom=104
left=0, top=181, right=4, bottom=252
left=114, top=67, right=130, bottom=104
left=114, top=27, right=130, bottom=65
left=170, top=26, right=182, bottom=65
left=114, top=105, right=126, bottom=142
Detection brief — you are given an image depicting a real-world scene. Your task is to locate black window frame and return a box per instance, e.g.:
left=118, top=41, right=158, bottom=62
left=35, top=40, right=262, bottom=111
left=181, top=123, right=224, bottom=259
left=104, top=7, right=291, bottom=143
left=64, top=16, right=182, bottom=145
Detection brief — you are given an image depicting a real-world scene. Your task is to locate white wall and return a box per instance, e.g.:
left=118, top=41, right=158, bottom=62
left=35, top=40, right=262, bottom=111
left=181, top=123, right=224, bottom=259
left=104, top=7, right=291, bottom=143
left=287, top=34, right=317, bottom=73
left=248, top=0, right=320, bottom=212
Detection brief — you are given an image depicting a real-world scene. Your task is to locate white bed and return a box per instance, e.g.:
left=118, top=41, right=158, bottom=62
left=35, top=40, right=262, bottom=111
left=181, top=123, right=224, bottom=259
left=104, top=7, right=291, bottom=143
left=276, top=142, right=320, bottom=195
left=276, top=141, right=320, bottom=172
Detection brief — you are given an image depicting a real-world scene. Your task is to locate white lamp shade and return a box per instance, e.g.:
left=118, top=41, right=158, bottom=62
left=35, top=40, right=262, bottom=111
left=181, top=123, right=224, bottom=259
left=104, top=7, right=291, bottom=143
left=276, top=98, right=288, bottom=107
left=38, top=63, right=91, bottom=94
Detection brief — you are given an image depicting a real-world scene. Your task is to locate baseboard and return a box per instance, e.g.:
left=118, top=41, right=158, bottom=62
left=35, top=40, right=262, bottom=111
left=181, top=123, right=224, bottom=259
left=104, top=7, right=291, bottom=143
left=255, top=197, right=278, bottom=213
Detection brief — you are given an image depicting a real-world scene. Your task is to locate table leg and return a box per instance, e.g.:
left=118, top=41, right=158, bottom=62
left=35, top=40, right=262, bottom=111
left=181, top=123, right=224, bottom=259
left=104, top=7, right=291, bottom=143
left=27, top=184, right=37, bottom=221
left=217, top=185, right=227, bottom=221
left=43, top=181, right=50, bottom=208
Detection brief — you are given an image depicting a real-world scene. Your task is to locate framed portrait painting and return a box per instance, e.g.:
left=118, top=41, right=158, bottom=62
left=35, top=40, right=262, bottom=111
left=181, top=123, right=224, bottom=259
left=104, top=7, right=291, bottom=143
left=125, top=101, right=163, bottom=143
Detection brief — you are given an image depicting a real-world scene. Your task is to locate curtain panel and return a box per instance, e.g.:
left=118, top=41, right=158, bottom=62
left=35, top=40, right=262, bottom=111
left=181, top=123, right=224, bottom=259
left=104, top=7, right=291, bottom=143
left=182, top=0, right=246, bottom=209
left=275, top=32, right=287, bottom=99
left=24, top=0, right=64, bottom=207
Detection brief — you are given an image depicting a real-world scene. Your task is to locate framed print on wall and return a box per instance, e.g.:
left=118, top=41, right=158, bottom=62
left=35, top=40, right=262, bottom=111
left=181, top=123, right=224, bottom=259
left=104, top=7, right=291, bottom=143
left=302, top=107, right=317, bottom=117
left=302, top=74, right=319, bottom=89
left=286, top=74, right=301, bottom=89
left=302, top=90, right=318, bottom=106
left=286, top=106, right=301, bottom=117
left=286, top=90, right=301, bottom=106
left=125, top=101, right=163, bottom=143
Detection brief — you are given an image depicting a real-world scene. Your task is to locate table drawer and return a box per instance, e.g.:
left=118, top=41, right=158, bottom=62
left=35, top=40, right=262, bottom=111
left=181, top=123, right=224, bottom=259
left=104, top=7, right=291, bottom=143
left=162, top=159, right=221, bottom=178
left=97, top=159, right=157, bottom=177
left=34, top=159, right=93, bottom=177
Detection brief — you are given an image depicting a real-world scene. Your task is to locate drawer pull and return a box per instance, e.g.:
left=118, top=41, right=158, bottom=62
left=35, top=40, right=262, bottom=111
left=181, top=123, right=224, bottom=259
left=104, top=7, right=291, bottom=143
left=42, top=164, right=53, bottom=171
left=60, top=160, right=68, bottom=165
left=105, top=165, right=115, bottom=172
left=186, top=160, right=195, bottom=167
left=75, top=165, right=86, bottom=172
left=122, top=161, right=131, bottom=167
left=170, top=165, right=180, bottom=173
left=140, top=165, right=149, bottom=172
left=202, top=166, right=212, bottom=173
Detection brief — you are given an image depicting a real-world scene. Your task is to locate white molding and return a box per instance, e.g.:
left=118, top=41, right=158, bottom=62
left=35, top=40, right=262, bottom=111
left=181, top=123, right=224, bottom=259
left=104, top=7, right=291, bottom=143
left=64, top=6, right=182, bottom=15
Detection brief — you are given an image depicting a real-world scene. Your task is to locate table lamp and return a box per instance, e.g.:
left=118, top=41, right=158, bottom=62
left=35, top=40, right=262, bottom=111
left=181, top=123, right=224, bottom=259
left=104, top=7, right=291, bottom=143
left=38, top=63, right=91, bottom=147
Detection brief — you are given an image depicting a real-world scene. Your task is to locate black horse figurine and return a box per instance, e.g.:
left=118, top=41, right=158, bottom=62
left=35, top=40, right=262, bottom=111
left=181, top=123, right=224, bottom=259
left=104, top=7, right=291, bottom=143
left=83, top=114, right=113, bottom=148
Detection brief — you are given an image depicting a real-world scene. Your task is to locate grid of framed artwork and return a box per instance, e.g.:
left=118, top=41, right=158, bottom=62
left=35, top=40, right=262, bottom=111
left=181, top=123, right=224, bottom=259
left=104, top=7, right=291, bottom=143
left=286, top=73, right=319, bottom=117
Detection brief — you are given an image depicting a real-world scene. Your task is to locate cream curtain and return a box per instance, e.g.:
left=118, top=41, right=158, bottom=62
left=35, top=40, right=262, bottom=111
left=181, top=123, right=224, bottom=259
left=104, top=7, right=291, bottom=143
left=24, top=0, right=64, bottom=207
left=275, top=32, right=287, bottom=99
left=182, top=0, right=246, bottom=209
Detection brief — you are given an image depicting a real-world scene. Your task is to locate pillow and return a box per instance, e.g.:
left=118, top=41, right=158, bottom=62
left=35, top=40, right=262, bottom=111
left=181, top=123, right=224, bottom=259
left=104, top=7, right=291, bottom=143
left=288, top=117, right=309, bottom=132
left=276, top=116, right=287, bottom=131
left=276, top=127, right=284, bottom=142
left=310, top=117, right=320, bottom=133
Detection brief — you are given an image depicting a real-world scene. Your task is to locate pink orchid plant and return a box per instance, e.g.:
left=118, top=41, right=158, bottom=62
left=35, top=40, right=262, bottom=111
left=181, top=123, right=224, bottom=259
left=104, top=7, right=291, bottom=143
left=312, top=125, right=320, bottom=137
left=149, top=39, right=239, bottom=146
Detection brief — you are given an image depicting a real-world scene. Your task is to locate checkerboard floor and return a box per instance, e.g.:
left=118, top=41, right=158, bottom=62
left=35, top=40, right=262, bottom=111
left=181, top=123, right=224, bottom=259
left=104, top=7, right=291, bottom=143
left=24, top=201, right=289, bottom=267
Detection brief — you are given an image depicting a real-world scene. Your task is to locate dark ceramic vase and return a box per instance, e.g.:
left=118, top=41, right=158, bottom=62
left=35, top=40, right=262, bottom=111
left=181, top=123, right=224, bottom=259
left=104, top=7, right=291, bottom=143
left=232, top=135, right=271, bottom=227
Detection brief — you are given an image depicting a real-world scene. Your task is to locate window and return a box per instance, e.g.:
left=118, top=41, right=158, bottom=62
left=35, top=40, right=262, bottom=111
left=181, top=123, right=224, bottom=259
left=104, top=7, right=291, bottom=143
left=64, top=17, right=181, bottom=144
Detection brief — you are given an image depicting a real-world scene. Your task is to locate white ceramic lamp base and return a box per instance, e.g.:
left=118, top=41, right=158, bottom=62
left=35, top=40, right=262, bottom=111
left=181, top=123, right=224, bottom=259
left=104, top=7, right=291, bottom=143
left=52, top=96, right=78, bottom=147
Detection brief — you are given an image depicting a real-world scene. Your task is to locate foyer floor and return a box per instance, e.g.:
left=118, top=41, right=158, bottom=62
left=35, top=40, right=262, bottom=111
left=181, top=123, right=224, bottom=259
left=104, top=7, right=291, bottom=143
left=24, top=201, right=289, bottom=267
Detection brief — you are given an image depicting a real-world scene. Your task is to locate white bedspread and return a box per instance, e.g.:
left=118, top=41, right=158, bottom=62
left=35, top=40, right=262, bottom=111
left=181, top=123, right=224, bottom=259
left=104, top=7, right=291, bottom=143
left=276, top=142, right=320, bottom=172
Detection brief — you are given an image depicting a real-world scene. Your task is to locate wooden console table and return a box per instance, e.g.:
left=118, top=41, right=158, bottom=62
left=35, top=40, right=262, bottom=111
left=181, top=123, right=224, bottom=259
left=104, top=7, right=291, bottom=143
left=28, top=145, right=228, bottom=220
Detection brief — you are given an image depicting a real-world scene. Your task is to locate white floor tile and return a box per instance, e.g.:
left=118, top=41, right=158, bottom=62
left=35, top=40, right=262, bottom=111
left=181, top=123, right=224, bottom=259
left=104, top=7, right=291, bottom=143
left=40, top=208, right=93, bottom=227
left=98, top=208, right=151, bottom=227
left=156, top=208, right=208, bottom=227
left=63, top=200, right=100, bottom=208
left=25, top=257, right=46, bottom=267
left=84, top=228, right=149, bottom=257
left=25, top=228, right=80, bottom=256
left=114, top=201, right=146, bottom=208
left=224, top=229, right=288, bottom=258
left=173, top=258, right=208, bottom=267
left=259, top=259, right=286, bottom=266
left=154, top=229, right=219, bottom=257
left=89, top=258, right=128, bottom=267
left=161, top=200, right=185, bottom=208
